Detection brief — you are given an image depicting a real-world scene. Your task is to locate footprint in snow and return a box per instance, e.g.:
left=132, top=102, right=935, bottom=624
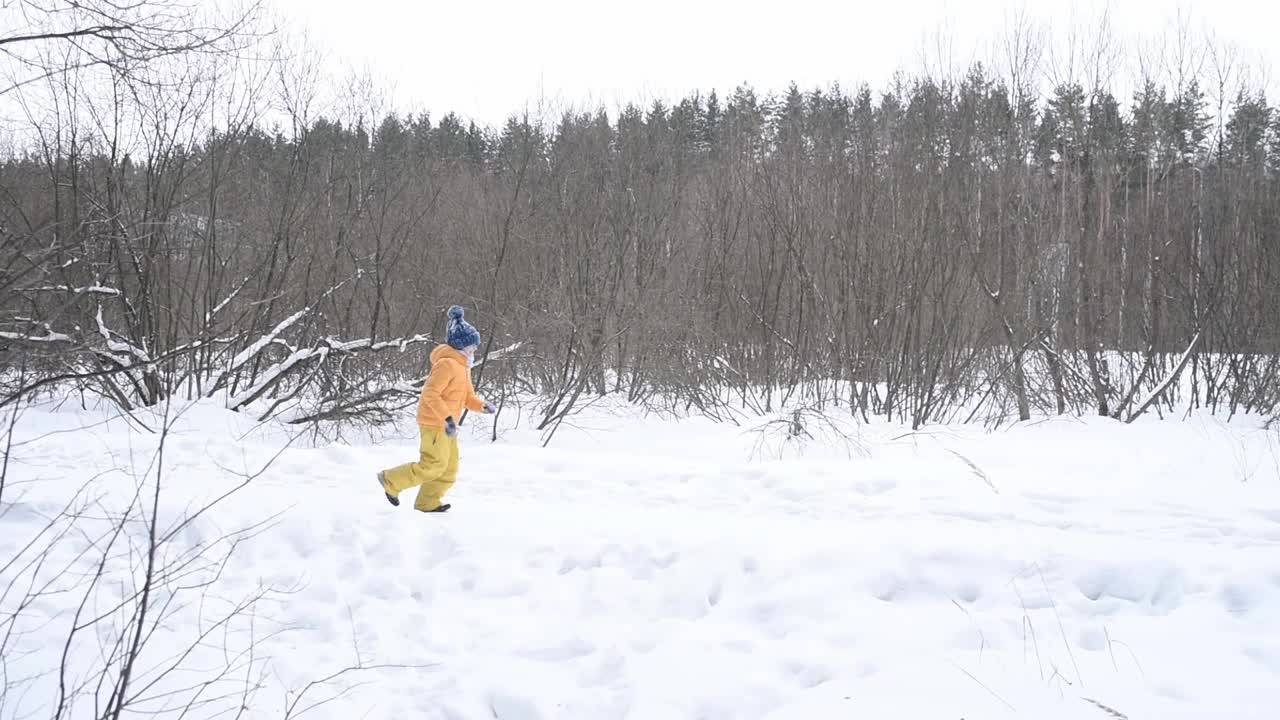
left=519, top=637, right=594, bottom=662
left=786, top=661, right=833, bottom=689
left=175, top=436, right=204, bottom=458
left=1255, top=508, right=1280, bottom=524
left=364, top=575, right=402, bottom=601
left=1077, top=626, right=1107, bottom=652
left=1219, top=582, right=1257, bottom=615
left=867, top=573, right=905, bottom=603
left=317, top=444, right=357, bottom=465
left=653, top=551, right=680, bottom=569
left=1149, top=570, right=1186, bottom=613
left=1075, top=567, right=1147, bottom=604
left=338, top=555, right=364, bottom=581
left=484, top=691, right=544, bottom=720
left=399, top=611, right=427, bottom=640
left=576, top=649, right=626, bottom=688
left=1076, top=566, right=1186, bottom=613
left=827, top=630, right=860, bottom=649
left=950, top=581, right=981, bottom=604
left=1244, top=645, right=1280, bottom=671
left=523, top=546, right=560, bottom=571
left=631, top=635, right=658, bottom=654
left=856, top=477, right=897, bottom=495
left=557, top=553, right=599, bottom=575
left=752, top=601, right=780, bottom=624
left=478, top=577, right=532, bottom=599
left=707, top=578, right=724, bottom=607
left=439, top=704, right=472, bottom=720
left=1025, top=492, right=1078, bottom=514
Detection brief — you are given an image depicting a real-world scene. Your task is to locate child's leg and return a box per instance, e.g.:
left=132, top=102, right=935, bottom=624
left=413, top=435, right=459, bottom=511
left=382, top=427, right=449, bottom=499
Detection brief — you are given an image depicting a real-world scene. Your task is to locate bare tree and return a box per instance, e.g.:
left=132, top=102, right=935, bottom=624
left=3, top=4, right=1279, bottom=437
left=0, top=0, right=267, bottom=96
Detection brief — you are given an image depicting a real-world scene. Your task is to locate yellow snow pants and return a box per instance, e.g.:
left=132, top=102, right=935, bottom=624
left=382, top=426, right=459, bottom=511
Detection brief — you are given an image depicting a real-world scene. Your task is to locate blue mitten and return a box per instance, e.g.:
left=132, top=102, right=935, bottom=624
left=482, top=401, right=497, bottom=414
left=444, top=417, right=457, bottom=437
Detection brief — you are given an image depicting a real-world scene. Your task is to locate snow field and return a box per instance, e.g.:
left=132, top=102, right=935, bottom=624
left=4, top=399, right=1280, bottom=718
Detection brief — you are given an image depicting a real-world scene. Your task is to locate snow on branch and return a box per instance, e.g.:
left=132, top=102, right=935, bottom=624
left=426, top=341, right=530, bottom=397
left=30, top=285, right=122, bottom=297
left=326, top=334, right=434, bottom=354
left=227, top=346, right=327, bottom=410
left=205, top=308, right=310, bottom=396
left=226, top=333, right=435, bottom=412
left=205, top=276, right=251, bottom=324
left=1126, top=332, right=1202, bottom=424
left=0, top=328, right=73, bottom=344
left=209, top=274, right=364, bottom=396
left=735, top=290, right=796, bottom=350
left=473, top=341, right=525, bottom=368
left=229, top=309, right=309, bottom=372
left=95, top=306, right=152, bottom=363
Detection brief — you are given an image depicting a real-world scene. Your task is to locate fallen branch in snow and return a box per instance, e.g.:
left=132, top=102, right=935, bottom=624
left=88, top=305, right=165, bottom=407
left=946, top=449, right=998, bottom=494
left=1109, top=349, right=1157, bottom=421
left=1081, top=697, right=1129, bottom=719
left=207, top=308, right=311, bottom=397
left=226, top=333, right=434, bottom=412
left=2, top=304, right=165, bottom=407
left=0, top=330, right=211, bottom=410
left=95, top=305, right=151, bottom=364
left=280, top=386, right=414, bottom=427
left=1125, top=333, right=1201, bottom=424
left=207, top=274, right=363, bottom=398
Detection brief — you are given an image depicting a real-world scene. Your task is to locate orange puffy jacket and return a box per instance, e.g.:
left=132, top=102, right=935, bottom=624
left=416, top=344, right=486, bottom=429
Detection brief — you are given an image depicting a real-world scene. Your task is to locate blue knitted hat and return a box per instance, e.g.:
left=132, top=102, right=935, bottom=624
left=446, top=305, right=480, bottom=350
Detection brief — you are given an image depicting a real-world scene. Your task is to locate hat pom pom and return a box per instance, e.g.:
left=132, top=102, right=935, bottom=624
left=447, top=305, right=465, bottom=322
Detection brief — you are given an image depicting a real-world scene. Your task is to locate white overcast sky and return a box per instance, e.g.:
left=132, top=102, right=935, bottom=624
left=265, top=0, right=1279, bottom=127
left=0, top=1, right=1270, bottom=152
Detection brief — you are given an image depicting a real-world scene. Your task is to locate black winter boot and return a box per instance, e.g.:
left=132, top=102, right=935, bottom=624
left=376, top=472, right=399, bottom=506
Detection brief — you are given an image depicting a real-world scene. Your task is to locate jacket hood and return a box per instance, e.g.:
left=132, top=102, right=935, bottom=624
left=431, top=343, right=466, bottom=367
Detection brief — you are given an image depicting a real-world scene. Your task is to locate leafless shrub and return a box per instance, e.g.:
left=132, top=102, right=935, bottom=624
left=747, top=407, right=869, bottom=461
left=3, top=4, right=1278, bottom=439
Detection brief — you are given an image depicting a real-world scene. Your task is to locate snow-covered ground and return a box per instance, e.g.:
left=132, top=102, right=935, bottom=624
left=4, top=397, right=1280, bottom=719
